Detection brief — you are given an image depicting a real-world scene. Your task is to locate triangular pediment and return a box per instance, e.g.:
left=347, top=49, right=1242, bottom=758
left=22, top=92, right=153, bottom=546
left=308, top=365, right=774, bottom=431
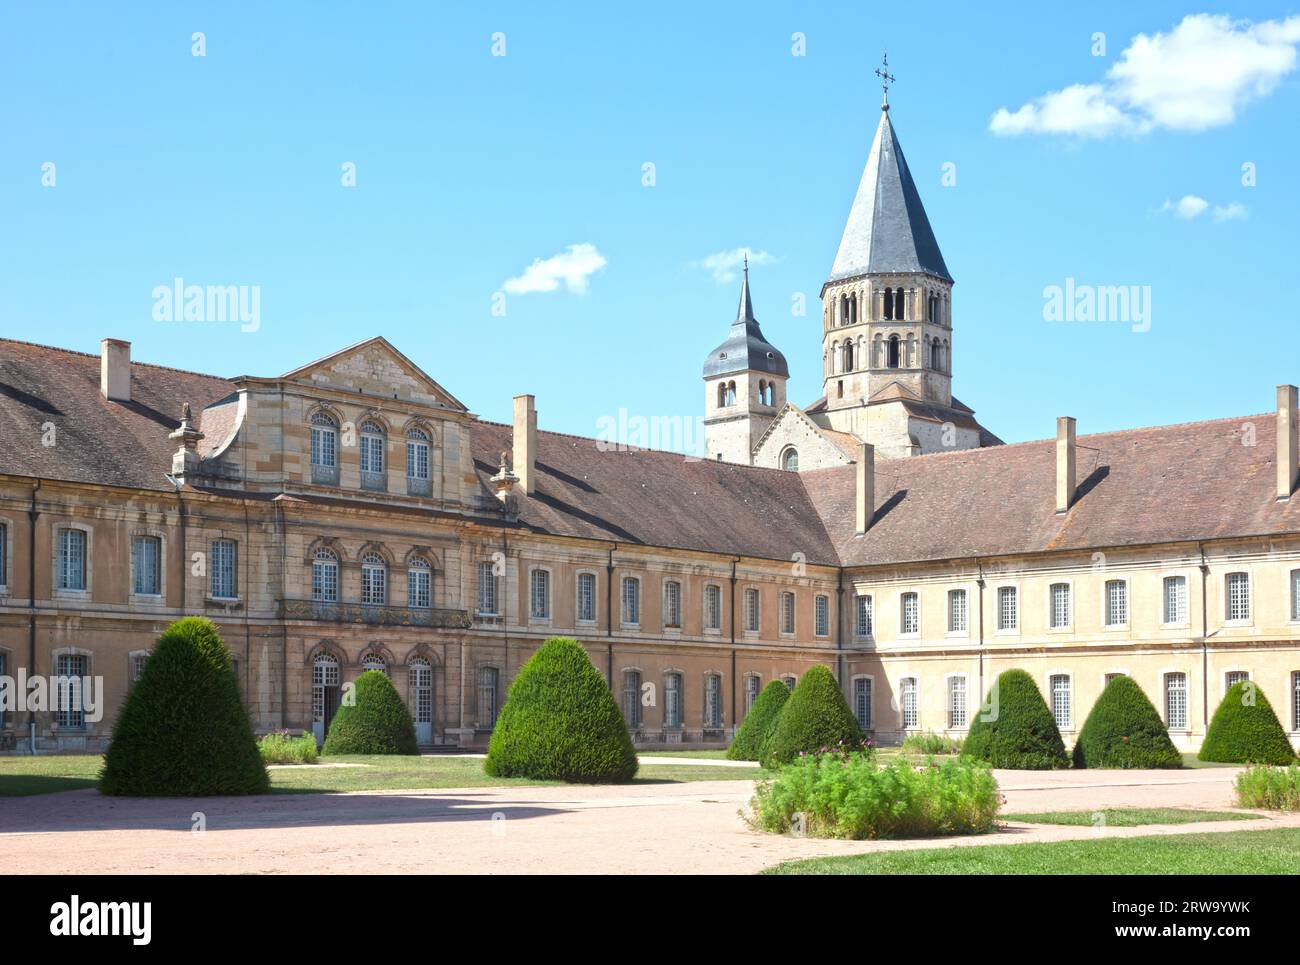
left=281, top=337, right=467, bottom=411
left=867, top=380, right=923, bottom=403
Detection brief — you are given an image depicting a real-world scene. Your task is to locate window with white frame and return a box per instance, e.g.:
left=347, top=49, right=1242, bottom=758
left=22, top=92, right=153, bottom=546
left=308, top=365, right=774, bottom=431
left=855, top=593, right=873, bottom=637
left=704, top=673, right=723, bottom=728
left=704, top=584, right=722, bottom=630
left=130, top=651, right=149, bottom=685
left=1164, top=575, right=1188, bottom=624
left=814, top=594, right=829, bottom=637
left=478, top=667, right=499, bottom=726
left=621, top=576, right=640, bottom=626
left=1292, top=571, right=1300, bottom=622
left=623, top=670, right=642, bottom=728
left=1225, top=670, right=1250, bottom=691
left=1050, top=674, right=1071, bottom=729
left=948, top=588, right=967, bottom=632
left=781, top=675, right=796, bottom=692
left=57, top=528, right=87, bottom=591
left=1105, top=672, right=1126, bottom=685
left=359, top=420, right=385, bottom=474
left=529, top=568, right=550, bottom=620
left=0, top=521, right=7, bottom=587
left=1105, top=579, right=1128, bottom=627
left=360, top=552, right=387, bottom=605
left=361, top=653, right=387, bottom=675
left=312, top=653, right=340, bottom=725
left=744, top=675, right=761, bottom=715
left=132, top=535, right=161, bottom=595
left=409, top=658, right=433, bottom=725
left=743, top=587, right=760, bottom=632
left=1165, top=672, right=1188, bottom=729
left=948, top=675, right=967, bottom=728
left=900, top=677, right=919, bottom=729
left=312, top=548, right=340, bottom=602
left=853, top=677, right=872, bottom=730
left=1049, top=582, right=1070, bottom=629
left=1225, top=572, right=1250, bottom=622
left=407, top=557, right=432, bottom=609
left=664, top=672, right=683, bottom=727
left=900, top=592, right=919, bottom=634
left=780, top=592, right=795, bottom=635
left=1293, top=671, right=1300, bottom=732
left=210, top=538, right=237, bottom=599
left=663, top=580, right=681, bottom=628
left=477, top=560, right=499, bottom=615
left=310, top=412, right=338, bottom=468
left=577, top=572, right=597, bottom=623
left=997, top=586, right=1017, bottom=631
left=55, top=652, right=88, bottom=728
left=406, top=427, right=430, bottom=480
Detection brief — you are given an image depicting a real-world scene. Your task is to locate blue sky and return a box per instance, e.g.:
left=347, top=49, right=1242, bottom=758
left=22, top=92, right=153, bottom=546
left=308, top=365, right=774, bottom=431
left=2, top=2, right=1298, bottom=447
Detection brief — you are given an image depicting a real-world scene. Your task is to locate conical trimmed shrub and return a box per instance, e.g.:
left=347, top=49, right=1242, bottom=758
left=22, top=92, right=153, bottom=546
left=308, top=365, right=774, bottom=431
left=963, top=669, right=1069, bottom=769
left=727, top=680, right=791, bottom=761
left=322, top=669, right=419, bottom=755
left=1072, top=675, right=1182, bottom=769
left=1199, top=680, right=1295, bottom=764
left=100, top=617, right=268, bottom=796
left=760, top=666, right=864, bottom=767
left=484, top=637, right=637, bottom=783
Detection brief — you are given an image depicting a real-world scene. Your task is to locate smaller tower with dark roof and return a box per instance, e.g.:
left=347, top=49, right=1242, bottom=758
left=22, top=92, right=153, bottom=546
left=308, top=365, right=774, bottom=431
left=702, top=260, right=788, bottom=464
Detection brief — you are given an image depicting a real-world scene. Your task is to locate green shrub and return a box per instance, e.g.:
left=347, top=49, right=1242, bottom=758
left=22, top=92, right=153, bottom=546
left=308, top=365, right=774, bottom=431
left=727, top=681, right=791, bottom=761
left=258, top=729, right=319, bottom=765
left=1199, top=681, right=1295, bottom=764
left=99, top=617, right=269, bottom=796
left=746, top=750, right=999, bottom=839
left=901, top=731, right=964, bottom=755
left=484, top=637, right=637, bottom=783
left=1071, top=675, right=1182, bottom=769
left=962, top=669, right=1069, bottom=770
left=1235, top=763, right=1300, bottom=810
left=760, top=666, right=865, bottom=767
left=322, top=670, right=419, bottom=755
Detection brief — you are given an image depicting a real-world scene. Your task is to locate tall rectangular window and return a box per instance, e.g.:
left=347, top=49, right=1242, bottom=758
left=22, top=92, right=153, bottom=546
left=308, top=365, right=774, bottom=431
left=1292, top=571, right=1300, bottom=623
left=210, top=539, right=237, bottom=599
left=663, top=580, right=681, bottom=628
left=407, top=564, right=432, bottom=609
left=1225, top=670, right=1250, bottom=691
left=622, top=576, right=640, bottom=626
left=1049, top=583, right=1070, bottom=629
left=900, top=592, right=919, bottom=634
left=0, top=522, right=7, bottom=587
left=853, top=677, right=872, bottom=730
left=780, top=592, right=795, bottom=635
left=313, top=552, right=340, bottom=602
left=623, top=670, right=642, bottom=729
left=529, top=568, right=550, bottom=620
left=1164, top=575, right=1188, bottom=624
left=997, top=586, right=1017, bottom=631
left=406, top=438, right=430, bottom=480
left=704, top=674, right=722, bottom=728
left=948, top=676, right=967, bottom=729
left=814, top=595, right=829, bottom=636
left=855, top=594, right=873, bottom=637
left=478, top=667, right=499, bottom=727
left=477, top=561, right=498, bottom=615
left=310, top=417, right=337, bottom=467
left=1293, top=671, right=1300, bottom=732
left=1050, top=674, right=1071, bottom=729
left=947, top=589, right=967, bottom=632
left=1105, top=579, right=1128, bottom=627
left=744, top=588, right=760, bottom=632
left=664, top=673, right=682, bottom=727
left=577, top=572, right=596, bottom=623
left=1226, top=572, right=1250, bottom=622
left=900, top=677, right=919, bottom=729
left=55, top=653, right=88, bottom=728
left=57, top=528, right=86, bottom=591
left=704, top=584, right=721, bottom=630
left=1165, top=672, right=1188, bottom=730
left=132, top=535, right=161, bottom=595
left=744, top=675, right=761, bottom=714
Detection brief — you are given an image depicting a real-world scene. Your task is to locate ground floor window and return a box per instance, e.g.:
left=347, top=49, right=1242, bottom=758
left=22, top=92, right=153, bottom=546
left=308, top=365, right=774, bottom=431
left=479, top=667, right=500, bottom=727
left=55, top=653, right=88, bottom=728
left=1165, top=672, right=1187, bottom=730
left=704, top=674, right=723, bottom=729
left=948, top=676, right=967, bottom=729
left=664, top=673, right=683, bottom=727
left=1050, top=674, right=1071, bottom=729
left=623, top=670, right=642, bottom=729
left=409, top=658, right=433, bottom=725
left=744, top=675, right=760, bottom=715
left=900, top=677, right=918, bottom=730
left=853, top=677, right=872, bottom=731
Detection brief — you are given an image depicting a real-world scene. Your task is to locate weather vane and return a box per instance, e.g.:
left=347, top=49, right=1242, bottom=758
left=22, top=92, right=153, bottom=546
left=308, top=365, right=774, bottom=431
left=875, top=51, right=896, bottom=110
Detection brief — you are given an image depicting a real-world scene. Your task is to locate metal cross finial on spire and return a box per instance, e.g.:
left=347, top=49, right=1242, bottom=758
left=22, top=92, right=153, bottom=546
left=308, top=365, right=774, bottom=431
left=875, top=50, right=896, bottom=110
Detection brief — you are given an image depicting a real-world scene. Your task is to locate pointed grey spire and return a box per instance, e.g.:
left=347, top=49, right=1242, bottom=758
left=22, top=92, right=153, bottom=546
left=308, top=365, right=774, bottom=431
left=828, top=109, right=951, bottom=284
left=736, top=254, right=755, bottom=323
left=703, top=262, right=788, bottom=379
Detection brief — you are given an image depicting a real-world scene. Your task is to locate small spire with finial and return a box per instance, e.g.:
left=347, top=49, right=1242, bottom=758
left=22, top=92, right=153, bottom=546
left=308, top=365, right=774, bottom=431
left=875, top=50, right=896, bottom=111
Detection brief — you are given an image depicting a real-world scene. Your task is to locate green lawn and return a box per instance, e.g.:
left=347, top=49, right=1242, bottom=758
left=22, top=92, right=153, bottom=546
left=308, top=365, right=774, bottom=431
left=764, top=827, right=1300, bottom=875
left=0, top=753, right=763, bottom=796
left=636, top=749, right=731, bottom=759
left=1001, top=807, right=1254, bottom=827
left=1180, top=753, right=1237, bottom=769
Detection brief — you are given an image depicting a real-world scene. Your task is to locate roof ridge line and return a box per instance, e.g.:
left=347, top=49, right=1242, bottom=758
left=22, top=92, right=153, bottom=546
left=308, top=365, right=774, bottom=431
left=0, top=337, right=234, bottom=383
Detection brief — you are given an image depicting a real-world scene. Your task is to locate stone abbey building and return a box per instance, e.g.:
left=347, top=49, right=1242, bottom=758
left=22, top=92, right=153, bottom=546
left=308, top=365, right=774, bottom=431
left=3, top=96, right=1300, bottom=754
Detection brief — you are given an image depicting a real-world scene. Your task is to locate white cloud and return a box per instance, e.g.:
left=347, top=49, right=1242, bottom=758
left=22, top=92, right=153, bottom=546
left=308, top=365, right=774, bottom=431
left=1212, top=201, right=1248, bottom=222
left=991, top=14, right=1300, bottom=137
left=502, top=243, right=607, bottom=295
left=694, top=247, right=775, bottom=284
left=1158, top=195, right=1247, bottom=222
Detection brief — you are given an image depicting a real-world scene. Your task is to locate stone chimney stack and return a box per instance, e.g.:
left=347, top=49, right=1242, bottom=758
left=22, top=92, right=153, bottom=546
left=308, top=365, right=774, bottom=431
left=855, top=443, right=875, bottom=535
left=513, top=394, right=536, bottom=496
left=1056, top=416, right=1076, bottom=514
left=100, top=338, right=131, bottom=402
left=1277, top=385, right=1298, bottom=501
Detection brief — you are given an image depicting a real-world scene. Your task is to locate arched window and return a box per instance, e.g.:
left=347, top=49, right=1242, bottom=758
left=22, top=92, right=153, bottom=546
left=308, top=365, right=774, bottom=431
left=758, top=380, right=767, bottom=406
left=781, top=447, right=799, bottom=472
left=726, top=381, right=737, bottom=406
left=361, top=552, right=387, bottom=606
left=887, top=335, right=901, bottom=369
left=362, top=653, right=388, bottom=676
left=717, top=382, right=727, bottom=407
left=406, top=426, right=431, bottom=496
left=931, top=339, right=942, bottom=370
left=312, top=652, right=341, bottom=742
left=407, top=556, right=432, bottom=609
left=849, top=293, right=858, bottom=324
left=894, top=288, right=906, bottom=320
left=883, top=287, right=894, bottom=320
left=360, top=420, right=386, bottom=490
left=842, top=342, right=853, bottom=372
left=310, top=412, right=338, bottom=483
left=839, top=293, right=848, bottom=325
left=311, top=548, right=339, bottom=603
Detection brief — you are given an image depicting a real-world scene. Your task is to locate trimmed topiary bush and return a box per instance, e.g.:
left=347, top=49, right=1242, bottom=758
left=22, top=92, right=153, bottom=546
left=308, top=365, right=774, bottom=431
left=760, top=665, right=864, bottom=767
left=484, top=637, right=637, bottom=783
left=322, top=669, right=419, bottom=755
left=727, top=681, right=791, bottom=761
left=1072, top=675, right=1182, bottom=769
left=963, top=669, right=1069, bottom=770
left=1199, top=681, right=1295, bottom=765
left=99, top=616, right=269, bottom=796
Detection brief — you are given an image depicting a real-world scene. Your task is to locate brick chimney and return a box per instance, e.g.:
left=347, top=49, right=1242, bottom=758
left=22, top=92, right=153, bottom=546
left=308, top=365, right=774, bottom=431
left=1056, top=416, right=1076, bottom=514
left=1278, top=385, right=1298, bottom=501
left=512, top=394, right=536, bottom=496
left=855, top=442, right=875, bottom=535
left=100, top=338, right=131, bottom=402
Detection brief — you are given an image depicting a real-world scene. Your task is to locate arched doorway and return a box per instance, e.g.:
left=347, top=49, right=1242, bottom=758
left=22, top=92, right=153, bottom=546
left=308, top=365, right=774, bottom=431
left=409, top=657, right=434, bottom=745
